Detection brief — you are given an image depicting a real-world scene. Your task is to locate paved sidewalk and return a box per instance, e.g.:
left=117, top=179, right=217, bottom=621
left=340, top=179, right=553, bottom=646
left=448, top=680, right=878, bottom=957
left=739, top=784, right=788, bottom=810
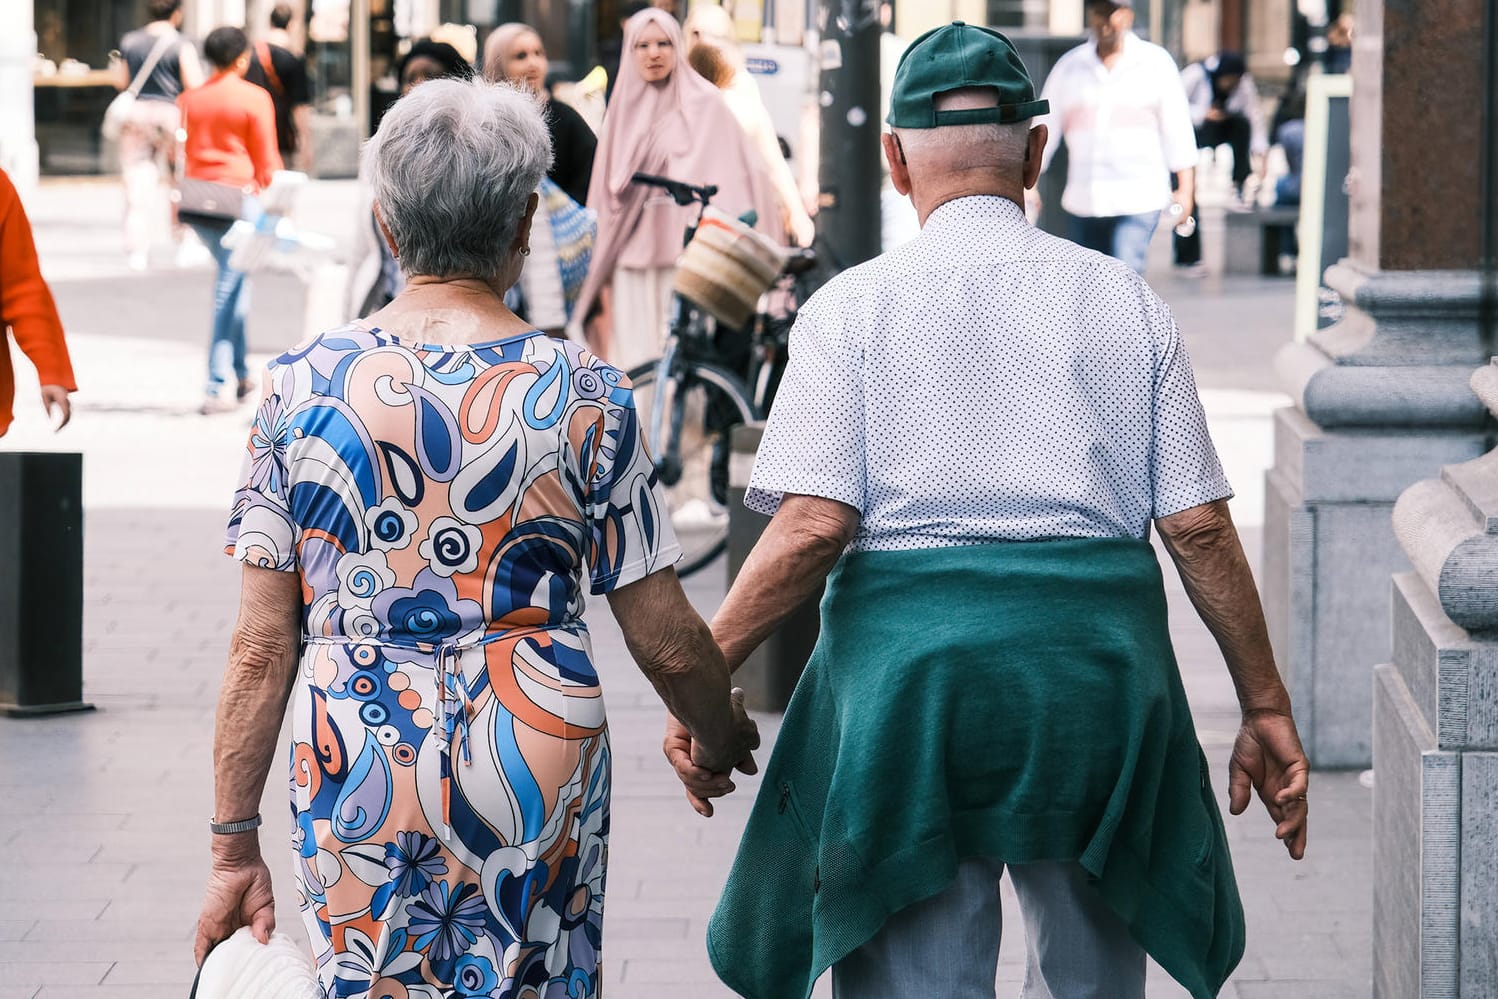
left=0, top=178, right=1371, bottom=998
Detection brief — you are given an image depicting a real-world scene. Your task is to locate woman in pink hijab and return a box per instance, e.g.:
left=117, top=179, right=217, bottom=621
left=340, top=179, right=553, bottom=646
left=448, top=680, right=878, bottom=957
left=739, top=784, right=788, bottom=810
left=574, top=7, right=781, bottom=371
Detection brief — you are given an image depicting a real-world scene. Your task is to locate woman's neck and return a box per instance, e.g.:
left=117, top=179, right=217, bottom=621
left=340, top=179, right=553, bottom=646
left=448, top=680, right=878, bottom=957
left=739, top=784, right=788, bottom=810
left=364, top=276, right=535, bottom=346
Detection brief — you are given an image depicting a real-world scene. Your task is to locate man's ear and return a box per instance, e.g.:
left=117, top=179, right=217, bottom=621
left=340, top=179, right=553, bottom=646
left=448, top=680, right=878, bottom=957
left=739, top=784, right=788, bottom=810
left=373, top=201, right=398, bottom=258
left=1022, top=123, right=1047, bottom=190
left=882, top=132, right=913, bottom=197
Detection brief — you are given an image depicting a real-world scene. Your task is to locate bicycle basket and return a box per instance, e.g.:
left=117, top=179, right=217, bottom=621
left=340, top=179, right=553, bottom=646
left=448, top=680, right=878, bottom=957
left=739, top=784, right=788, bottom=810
left=673, top=207, right=783, bottom=329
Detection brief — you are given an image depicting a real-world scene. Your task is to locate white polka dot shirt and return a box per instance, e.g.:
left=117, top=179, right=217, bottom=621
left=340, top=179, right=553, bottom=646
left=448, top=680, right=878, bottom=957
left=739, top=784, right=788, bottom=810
left=745, top=195, right=1232, bottom=552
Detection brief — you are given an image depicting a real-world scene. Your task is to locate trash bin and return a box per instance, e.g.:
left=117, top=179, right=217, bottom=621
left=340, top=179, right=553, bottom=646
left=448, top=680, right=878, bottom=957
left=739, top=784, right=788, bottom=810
left=0, top=452, right=92, bottom=716
left=726, top=423, right=822, bottom=713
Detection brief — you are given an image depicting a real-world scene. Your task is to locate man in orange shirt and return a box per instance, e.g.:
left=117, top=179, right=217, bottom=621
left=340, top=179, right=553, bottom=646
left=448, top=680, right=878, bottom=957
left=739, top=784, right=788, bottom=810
left=176, top=26, right=282, bottom=413
left=0, top=168, right=75, bottom=437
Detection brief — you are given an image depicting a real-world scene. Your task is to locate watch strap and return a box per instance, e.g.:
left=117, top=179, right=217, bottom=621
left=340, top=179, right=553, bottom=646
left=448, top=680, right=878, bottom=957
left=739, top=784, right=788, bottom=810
left=209, top=813, right=263, bottom=835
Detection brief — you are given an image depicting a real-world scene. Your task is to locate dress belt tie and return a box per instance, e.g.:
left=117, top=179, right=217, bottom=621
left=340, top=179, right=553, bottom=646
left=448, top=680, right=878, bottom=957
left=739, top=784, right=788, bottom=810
left=302, top=624, right=558, bottom=836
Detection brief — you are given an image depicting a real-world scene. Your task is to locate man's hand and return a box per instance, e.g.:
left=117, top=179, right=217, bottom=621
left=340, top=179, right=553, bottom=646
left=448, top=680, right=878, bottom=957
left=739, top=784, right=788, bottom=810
left=663, top=690, right=760, bottom=818
left=1205, top=107, right=1229, bottom=122
left=40, top=385, right=71, bottom=430
left=193, top=840, right=276, bottom=965
left=1228, top=709, right=1309, bottom=859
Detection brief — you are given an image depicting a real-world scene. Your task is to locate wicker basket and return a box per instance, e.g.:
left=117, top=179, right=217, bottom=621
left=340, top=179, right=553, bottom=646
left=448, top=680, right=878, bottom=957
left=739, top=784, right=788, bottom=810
left=673, top=208, right=784, bottom=328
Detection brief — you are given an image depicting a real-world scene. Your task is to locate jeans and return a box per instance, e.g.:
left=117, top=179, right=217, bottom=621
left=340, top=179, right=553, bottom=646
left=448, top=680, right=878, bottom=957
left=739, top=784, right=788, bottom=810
left=189, top=218, right=251, bottom=396
left=831, top=858, right=1146, bottom=999
left=1196, top=114, right=1254, bottom=189
left=1072, top=213, right=1159, bottom=275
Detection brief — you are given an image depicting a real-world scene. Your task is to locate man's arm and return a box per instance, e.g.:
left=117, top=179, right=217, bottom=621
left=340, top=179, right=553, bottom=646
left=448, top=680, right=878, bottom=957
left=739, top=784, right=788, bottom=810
left=660, top=494, right=858, bottom=814
left=711, top=493, right=860, bottom=671
left=1155, top=498, right=1309, bottom=859
left=179, top=40, right=206, bottom=90
left=0, top=173, right=75, bottom=429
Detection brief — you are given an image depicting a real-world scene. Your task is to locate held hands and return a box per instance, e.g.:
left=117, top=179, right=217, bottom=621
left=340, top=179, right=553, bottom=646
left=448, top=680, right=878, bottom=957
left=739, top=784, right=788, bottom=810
left=1228, top=708, right=1310, bottom=859
left=193, top=837, right=276, bottom=966
left=663, top=688, right=761, bottom=818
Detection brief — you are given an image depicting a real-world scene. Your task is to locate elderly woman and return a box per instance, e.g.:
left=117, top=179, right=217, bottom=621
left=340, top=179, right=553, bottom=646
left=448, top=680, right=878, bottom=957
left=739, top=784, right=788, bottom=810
left=345, top=40, right=474, bottom=319
left=574, top=7, right=781, bottom=370
left=194, top=78, right=758, bottom=998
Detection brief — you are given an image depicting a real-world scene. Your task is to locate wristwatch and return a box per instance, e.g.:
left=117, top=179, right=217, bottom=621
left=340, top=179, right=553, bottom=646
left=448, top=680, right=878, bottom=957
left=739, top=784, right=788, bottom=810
left=209, top=813, right=263, bottom=835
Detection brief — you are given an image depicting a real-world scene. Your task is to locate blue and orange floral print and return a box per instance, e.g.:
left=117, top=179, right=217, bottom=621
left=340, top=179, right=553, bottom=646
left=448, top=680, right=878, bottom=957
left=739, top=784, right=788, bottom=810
left=227, top=325, right=679, bottom=998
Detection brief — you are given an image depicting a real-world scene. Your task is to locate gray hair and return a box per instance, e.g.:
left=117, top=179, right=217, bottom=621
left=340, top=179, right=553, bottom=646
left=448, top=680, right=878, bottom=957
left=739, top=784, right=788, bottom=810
left=365, top=78, right=553, bottom=281
left=893, top=120, right=1031, bottom=170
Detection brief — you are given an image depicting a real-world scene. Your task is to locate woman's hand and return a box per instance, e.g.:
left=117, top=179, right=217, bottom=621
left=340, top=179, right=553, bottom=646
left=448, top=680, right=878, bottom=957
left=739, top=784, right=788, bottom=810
left=663, top=690, right=760, bottom=818
left=193, top=837, right=277, bottom=966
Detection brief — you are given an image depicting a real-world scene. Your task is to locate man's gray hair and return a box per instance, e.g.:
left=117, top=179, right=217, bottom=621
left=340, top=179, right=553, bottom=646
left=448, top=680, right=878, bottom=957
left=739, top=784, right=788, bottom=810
left=365, top=78, right=553, bottom=281
left=893, top=120, right=1031, bottom=170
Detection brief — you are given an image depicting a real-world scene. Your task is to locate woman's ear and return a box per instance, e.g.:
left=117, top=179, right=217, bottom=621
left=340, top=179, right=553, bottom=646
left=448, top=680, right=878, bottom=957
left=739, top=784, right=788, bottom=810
left=514, top=192, right=540, bottom=254
left=373, top=201, right=398, bottom=258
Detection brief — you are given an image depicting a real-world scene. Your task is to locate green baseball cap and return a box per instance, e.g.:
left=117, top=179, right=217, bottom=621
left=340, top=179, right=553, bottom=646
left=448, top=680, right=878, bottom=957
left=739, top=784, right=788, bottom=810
left=887, top=21, right=1049, bottom=129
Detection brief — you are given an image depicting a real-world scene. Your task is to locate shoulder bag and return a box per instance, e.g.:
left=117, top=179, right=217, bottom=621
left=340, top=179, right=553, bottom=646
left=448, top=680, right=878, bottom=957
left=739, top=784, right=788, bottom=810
left=102, top=32, right=175, bottom=142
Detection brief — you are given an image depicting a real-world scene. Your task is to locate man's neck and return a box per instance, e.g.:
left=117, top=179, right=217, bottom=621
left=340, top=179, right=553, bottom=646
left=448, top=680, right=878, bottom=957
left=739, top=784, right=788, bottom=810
left=916, top=185, right=1025, bottom=227
left=1095, top=33, right=1126, bottom=66
left=266, top=28, right=291, bottom=48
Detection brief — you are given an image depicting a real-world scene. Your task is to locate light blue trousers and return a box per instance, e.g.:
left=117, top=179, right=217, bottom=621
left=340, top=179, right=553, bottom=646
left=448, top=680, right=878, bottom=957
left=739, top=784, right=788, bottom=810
left=831, top=858, right=1146, bottom=999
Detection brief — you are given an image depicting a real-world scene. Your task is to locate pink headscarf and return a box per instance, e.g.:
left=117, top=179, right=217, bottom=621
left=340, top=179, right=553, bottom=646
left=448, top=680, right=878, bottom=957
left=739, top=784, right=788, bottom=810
left=574, top=8, right=782, bottom=322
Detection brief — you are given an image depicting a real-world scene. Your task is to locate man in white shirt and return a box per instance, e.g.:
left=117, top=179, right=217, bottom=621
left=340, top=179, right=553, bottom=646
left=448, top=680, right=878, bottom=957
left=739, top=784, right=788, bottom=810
left=680, top=22, right=1310, bottom=999
left=1031, top=0, right=1197, bottom=273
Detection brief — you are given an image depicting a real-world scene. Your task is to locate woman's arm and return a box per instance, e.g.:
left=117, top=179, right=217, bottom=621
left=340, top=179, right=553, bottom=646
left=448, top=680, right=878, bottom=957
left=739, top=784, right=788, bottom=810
left=606, top=567, right=758, bottom=775
left=194, top=564, right=302, bottom=964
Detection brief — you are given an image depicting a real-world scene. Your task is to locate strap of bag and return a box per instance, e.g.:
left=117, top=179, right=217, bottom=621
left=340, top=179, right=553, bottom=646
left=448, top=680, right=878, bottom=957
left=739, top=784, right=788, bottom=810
left=127, top=31, right=176, bottom=98
left=255, top=41, right=285, bottom=99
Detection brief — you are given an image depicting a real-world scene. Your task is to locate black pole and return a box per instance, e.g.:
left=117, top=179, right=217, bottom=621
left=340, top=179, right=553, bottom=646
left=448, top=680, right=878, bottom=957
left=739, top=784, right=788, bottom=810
left=816, top=0, right=883, bottom=272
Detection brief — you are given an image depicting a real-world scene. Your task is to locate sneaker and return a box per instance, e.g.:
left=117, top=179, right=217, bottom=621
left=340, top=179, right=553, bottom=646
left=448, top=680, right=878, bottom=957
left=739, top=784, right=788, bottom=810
left=127, top=251, right=149, bottom=272
left=175, top=238, right=213, bottom=269
left=235, top=377, right=257, bottom=402
left=1177, top=261, right=1209, bottom=279
left=199, top=394, right=240, bottom=415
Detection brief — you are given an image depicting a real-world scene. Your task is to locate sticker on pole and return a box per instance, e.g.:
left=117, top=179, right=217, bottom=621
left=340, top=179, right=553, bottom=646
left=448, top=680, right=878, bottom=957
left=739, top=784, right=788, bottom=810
left=820, top=39, right=842, bottom=70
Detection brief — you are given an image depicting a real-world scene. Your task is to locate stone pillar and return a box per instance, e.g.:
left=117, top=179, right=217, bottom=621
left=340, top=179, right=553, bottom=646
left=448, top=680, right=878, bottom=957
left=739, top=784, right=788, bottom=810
left=0, top=0, right=40, bottom=189
left=1261, top=0, right=1495, bottom=767
left=1373, top=358, right=1498, bottom=997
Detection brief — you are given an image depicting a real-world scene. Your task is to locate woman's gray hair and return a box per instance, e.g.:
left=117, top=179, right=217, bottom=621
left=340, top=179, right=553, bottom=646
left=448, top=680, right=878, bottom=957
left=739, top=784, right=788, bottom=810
left=365, top=78, right=553, bottom=281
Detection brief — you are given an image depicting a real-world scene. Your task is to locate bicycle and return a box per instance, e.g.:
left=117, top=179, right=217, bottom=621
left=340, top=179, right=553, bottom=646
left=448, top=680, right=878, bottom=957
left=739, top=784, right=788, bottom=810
left=623, top=172, right=821, bottom=577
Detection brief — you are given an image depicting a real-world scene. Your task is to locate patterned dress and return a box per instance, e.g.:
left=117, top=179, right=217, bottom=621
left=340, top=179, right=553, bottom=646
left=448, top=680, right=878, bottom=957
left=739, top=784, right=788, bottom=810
left=226, top=326, right=679, bottom=999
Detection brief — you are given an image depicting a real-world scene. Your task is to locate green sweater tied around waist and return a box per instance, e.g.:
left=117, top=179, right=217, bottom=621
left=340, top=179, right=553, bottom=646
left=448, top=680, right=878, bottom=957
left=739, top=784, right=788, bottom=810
left=706, top=537, right=1244, bottom=998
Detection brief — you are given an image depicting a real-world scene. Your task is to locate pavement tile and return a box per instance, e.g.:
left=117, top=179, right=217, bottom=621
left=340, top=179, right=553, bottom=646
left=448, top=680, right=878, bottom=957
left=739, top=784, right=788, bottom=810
left=98, top=962, right=195, bottom=986
left=34, top=990, right=168, bottom=999
left=0, top=901, right=109, bottom=921
left=0, top=990, right=39, bottom=999
left=0, top=923, right=35, bottom=943
left=0, top=963, right=112, bottom=986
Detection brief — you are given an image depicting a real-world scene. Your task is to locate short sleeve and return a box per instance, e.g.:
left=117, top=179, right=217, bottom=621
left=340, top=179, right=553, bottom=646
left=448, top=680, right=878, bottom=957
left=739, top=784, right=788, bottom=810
left=587, top=375, right=682, bottom=594
left=226, top=386, right=298, bottom=571
left=744, top=297, right=865, bottom=516
left=1146, top=290, right=1233, bottom=518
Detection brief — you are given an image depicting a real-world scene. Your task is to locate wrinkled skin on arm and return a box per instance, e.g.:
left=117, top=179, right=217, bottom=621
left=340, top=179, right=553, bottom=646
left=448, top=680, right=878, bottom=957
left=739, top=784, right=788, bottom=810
left=661, top=494, right=860, bottom=816
left=1156, top=498, right=1309, bottom=859
left=194, top=564, right=302, bottom=965
left=608, top=567, right=761, bottom=816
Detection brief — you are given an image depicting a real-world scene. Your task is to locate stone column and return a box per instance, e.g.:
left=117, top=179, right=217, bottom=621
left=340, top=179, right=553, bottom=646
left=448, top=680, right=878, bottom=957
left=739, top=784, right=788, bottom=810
left=1260, top=0, right=1495, bottom=767
left=1373, top=358, right=1498, bottom=997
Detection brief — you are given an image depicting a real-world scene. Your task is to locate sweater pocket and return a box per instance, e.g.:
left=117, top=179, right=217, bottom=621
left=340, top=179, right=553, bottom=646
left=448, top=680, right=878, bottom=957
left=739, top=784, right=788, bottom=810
left=707, top=778, right=820, bottom=999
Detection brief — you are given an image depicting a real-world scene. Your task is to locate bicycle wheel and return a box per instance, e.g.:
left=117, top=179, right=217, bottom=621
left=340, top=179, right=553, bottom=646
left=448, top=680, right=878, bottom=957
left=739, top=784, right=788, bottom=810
left=627, top=359, right=758, bottom=577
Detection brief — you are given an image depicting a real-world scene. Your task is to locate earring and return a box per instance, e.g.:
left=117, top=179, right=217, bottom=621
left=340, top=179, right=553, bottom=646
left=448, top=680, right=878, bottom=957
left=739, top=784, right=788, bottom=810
left=520, top=246, right=531, bottom=256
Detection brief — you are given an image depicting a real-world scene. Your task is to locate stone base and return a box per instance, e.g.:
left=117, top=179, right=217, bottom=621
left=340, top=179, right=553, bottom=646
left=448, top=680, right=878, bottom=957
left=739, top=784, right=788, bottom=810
left=1374, top=573, right=1498, bottom=997
left=1262, top=408, right=1488, bottom=767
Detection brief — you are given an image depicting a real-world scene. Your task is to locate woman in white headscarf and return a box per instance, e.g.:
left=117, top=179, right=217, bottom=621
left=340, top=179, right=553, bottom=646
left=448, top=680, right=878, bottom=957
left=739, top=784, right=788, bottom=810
left=574, top=7, right=782, bottom=371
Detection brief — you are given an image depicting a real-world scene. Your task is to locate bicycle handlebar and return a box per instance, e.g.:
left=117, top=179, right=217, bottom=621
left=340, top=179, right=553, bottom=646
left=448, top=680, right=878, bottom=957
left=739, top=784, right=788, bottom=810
left=631, top=172, right=719, bottom=207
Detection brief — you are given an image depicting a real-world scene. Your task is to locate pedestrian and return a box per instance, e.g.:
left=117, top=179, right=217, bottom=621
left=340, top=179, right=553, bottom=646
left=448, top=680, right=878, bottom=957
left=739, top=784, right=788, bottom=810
left=683, top=23, right=1310, bottom=999
left=244, top=3, right=314, bottom=173
left=685, top=4, right=816, bottom=246
left=344, top=39, right=474, bottom=319
left=573, top=7, right=781, bottom=370
left=0, top=168, right=75, bottom=436
left=176, top=26, right=282, bottom=415
left=482, top=23, right=599, bottom=336
left=1173, top=51, right=1269, bottom=269
left=113, top=0, right=205, bottom=271
left=192, top=77, right=758, bottom=998
left=598, top=1, right=651, bottom=103
left=1031, top=0, right=1196, bottom=274
left=483, top=23, right=597, bottom=206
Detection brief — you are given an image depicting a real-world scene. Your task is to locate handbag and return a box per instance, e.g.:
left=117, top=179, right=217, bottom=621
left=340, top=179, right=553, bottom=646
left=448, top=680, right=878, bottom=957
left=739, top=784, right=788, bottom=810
left=539, top=177, right=596, bottom=320
left=174, top=177, right=250, bottom=226
left=102, top=32, right=175, bottom=142
left=189, top=927, right=321, bottom=999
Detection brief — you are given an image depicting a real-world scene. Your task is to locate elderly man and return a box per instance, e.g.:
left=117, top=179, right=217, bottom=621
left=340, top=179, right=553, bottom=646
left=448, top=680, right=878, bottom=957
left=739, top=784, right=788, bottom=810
left=672, top=22, right=1309, bottom=999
